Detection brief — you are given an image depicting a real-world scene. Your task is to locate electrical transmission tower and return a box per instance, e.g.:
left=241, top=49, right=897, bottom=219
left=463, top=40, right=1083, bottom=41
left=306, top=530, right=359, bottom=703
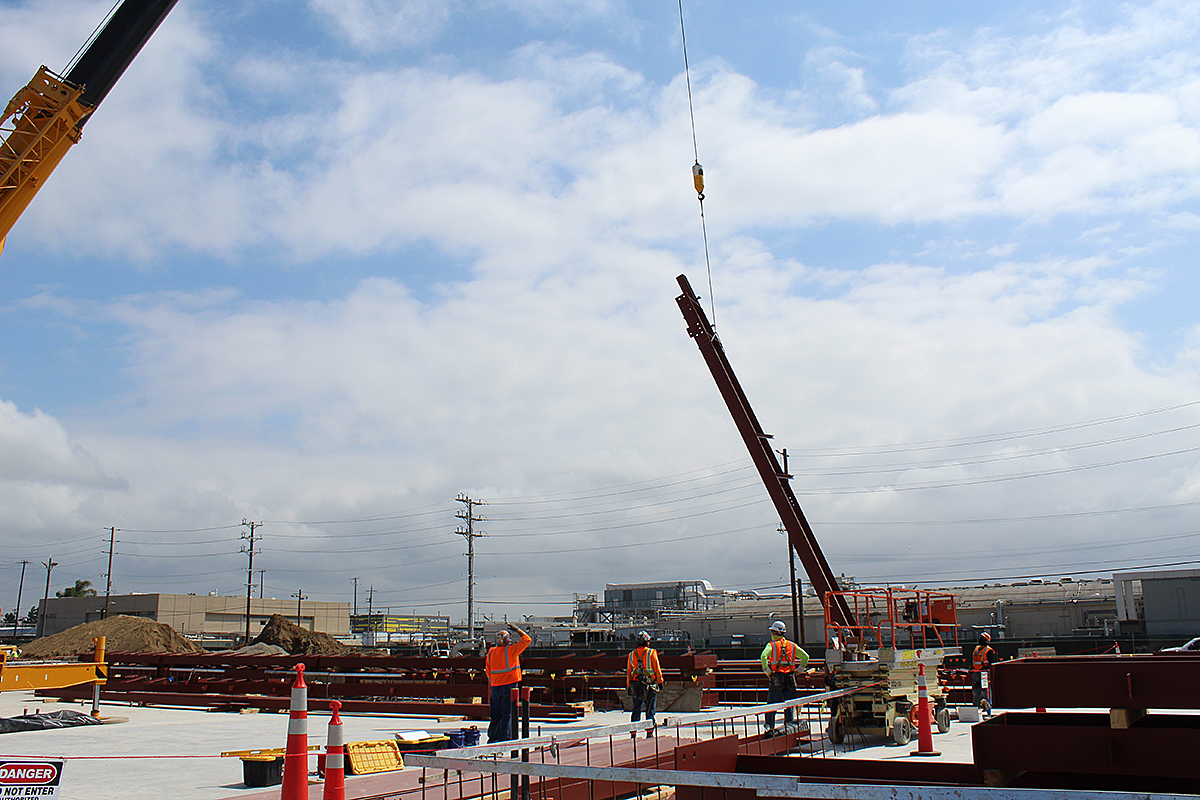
left=455, top=494, right=487, bottom=644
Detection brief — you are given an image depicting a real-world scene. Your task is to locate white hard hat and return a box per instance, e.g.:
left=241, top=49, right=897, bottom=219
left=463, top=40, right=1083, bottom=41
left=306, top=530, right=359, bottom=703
left=638, top=631, right=651, bottom=643
left=769, top=621, right=786, bottom=634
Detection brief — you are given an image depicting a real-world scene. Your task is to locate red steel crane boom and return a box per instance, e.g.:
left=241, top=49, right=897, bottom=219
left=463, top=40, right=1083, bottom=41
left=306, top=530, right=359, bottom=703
left=675, top=273, right=854, bottom=629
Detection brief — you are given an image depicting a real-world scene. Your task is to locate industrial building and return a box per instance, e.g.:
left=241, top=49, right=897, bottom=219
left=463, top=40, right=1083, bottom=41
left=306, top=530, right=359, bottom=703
left=37, top=593, right=351, bottom=640
left=576, top=576, right=1144, bottom=647
left=1114, top=567, right=1200, bottom=635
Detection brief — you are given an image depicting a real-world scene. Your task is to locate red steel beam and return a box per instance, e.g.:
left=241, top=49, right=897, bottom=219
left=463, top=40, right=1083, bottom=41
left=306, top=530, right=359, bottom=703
left=972, top=711, right=1200, bottom=782
left=675, top=274, right=853, bottom=629
left=991, top=654, right=1200, bottom=709
left=41, top=686, right=584, bottom=718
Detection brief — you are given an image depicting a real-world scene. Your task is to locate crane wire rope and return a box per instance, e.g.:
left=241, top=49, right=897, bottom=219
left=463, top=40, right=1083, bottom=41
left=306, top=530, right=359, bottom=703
left=678, top=0, right=717, bottom=326
left=64, top=0, right=123, bottom=76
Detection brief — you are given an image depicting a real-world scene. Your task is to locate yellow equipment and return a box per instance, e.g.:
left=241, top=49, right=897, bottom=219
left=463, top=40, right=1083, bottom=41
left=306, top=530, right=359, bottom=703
left=0, top=0, right=179, bottom=254
left=0, top=637, right=107, bottom=693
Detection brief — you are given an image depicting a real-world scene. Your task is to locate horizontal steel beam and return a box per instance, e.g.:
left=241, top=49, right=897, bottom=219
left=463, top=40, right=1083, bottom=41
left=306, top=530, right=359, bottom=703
left=991, top=655, right=1200, bottom=709
left=405, top=754, right=1193, bottom=800
left=972, top=711, right=1200, bottom=780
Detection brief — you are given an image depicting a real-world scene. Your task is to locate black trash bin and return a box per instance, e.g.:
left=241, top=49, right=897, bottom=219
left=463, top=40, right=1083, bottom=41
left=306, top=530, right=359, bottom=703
left=242, top=756, right=284, bottom=787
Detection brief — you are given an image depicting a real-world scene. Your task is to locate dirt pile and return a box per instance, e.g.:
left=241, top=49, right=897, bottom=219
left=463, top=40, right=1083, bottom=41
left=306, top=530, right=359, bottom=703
left=252, top=614, right=351, bottom=656
left=21, top=615, right=205, bottom=659
left=220, top=642, right=290, bottom=657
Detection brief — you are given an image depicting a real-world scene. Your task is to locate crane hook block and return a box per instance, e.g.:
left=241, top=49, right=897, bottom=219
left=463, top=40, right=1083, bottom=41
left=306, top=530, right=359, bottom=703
left=692, top=162, right=705, bottom=200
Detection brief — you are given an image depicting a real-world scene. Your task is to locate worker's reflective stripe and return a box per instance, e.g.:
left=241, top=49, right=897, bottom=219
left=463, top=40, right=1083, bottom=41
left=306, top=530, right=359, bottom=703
left=487, top=646, right=519, bottom=677
left=629, top=648, right=655, bottom=681
left=768, top=639, right=796, bottom=673
left=972, top=645, right=993, bottom=671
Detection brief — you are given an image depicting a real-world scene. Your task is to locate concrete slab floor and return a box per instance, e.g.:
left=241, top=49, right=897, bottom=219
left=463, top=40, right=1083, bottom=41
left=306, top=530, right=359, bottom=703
left=0, top=691, right=990, bottom=800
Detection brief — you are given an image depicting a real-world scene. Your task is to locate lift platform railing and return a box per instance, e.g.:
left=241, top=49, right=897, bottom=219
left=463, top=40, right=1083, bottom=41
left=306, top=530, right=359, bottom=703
left=824, top=587, right=959, bottom=653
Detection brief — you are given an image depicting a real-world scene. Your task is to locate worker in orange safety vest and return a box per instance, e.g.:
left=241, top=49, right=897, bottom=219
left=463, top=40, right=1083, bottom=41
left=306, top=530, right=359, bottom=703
left=971, top=631, right=997, bottom=712
left=626, top=631, right=664, bottom=733
left=486, top=624, right=531, bottom=742
left=761, top=620, right=808, bottom=733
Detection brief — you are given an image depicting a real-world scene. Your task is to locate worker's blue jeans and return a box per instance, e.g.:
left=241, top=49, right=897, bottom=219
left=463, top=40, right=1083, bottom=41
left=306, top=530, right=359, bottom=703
left=488, top=683, right=517, bottom=743
left=765, top=673, right=796, bottom=730
left=630, top=682, right=658, bottom=723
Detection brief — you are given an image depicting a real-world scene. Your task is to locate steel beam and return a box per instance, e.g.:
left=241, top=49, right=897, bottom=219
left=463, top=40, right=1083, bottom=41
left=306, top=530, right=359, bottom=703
left=972, top=711, right=1200, bottom=781
left=991, top=655, right=1200, bottom=709
left=675, top=274, right=853, bottom=628
left=406, top=753, right=1194, bottom=800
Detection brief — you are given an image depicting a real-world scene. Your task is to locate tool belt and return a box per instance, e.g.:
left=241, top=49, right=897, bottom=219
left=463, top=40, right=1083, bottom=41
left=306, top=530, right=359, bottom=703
left=769, top=672, right=796, bottom=691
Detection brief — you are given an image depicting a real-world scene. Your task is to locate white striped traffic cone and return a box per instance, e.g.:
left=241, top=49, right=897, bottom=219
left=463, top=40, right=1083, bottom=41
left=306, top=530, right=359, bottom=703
left=282, top=663, right=309, bottom=800
left=910, top=663, right=940, bottom=757
left=322, top=700, right=345, bottom=800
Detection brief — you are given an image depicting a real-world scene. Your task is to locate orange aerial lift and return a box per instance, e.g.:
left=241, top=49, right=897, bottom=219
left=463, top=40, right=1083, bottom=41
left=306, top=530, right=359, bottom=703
left=675, top=273, right=960, bottom=744
left=0, top=0, right=179, bottom=256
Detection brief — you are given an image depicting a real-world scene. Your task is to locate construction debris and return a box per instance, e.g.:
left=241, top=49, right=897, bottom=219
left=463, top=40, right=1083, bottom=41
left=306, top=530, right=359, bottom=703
left=20, top=615, right=204, bottom=659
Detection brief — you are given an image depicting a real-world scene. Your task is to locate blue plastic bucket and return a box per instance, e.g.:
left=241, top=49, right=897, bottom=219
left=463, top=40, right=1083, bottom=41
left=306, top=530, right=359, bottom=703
left=448, top=730, right=466, bottom=748
left=463, top=727, right=480, bottom=746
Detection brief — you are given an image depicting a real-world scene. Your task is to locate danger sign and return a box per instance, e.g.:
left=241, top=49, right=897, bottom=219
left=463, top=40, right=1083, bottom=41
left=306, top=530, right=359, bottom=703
left=0, top=761, right=62, bottom=797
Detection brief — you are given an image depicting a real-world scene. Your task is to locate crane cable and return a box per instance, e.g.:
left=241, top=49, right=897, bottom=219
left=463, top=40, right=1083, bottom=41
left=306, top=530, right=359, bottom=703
left=678, top=0, right=717, bottom=327
left=65, top=0, right=122, bottom=75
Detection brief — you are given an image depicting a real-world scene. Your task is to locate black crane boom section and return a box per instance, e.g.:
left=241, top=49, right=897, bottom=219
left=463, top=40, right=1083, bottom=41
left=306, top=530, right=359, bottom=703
left=65, top=0, right=180, bottom=116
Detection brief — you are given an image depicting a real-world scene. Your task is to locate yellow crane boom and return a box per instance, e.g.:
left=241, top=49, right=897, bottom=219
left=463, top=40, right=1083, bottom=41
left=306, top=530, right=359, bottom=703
left=0, top=67, right=92, bottom=257
left=0, top=0, right=179, bottom=256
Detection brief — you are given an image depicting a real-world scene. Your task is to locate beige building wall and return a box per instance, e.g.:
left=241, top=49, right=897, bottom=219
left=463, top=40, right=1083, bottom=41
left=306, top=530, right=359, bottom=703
left=38, top=594, right=350, bottom=638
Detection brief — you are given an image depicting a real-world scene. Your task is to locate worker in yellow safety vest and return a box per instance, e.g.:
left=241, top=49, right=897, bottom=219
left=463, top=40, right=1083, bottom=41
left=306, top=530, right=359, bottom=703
left=626, top=631, right=664, bottom=733
left=761, top=620, right=809, bottom=733
left=971, top=632, right=997, bottom=712
left=486, top=624, right=531, bottom=743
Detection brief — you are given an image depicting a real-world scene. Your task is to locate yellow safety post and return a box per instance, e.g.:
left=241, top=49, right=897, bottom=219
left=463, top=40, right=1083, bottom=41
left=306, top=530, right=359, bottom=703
left=91, top=637, right=105, bottom=718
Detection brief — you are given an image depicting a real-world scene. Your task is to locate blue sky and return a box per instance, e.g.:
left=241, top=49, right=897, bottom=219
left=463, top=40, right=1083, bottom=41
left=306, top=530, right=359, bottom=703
left=2, top=0, right=1200, bottom=625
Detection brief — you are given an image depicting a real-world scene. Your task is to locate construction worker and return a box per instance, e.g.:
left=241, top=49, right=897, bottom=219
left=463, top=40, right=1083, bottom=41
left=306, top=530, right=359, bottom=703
left=972, top=632, right=997, bottom=713
left=761, top=620, right=808, bottom=733
left=485, top=624, right=531, bottom=743
left=626, top=631, right=664, bottom=732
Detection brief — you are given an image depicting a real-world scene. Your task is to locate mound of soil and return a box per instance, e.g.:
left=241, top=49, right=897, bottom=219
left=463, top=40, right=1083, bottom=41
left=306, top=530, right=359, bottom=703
left=252, top=614, right=351, bottom=656
left=21, top=615, right=204, bottom=660
left=220, top=642, right=290, bottom=657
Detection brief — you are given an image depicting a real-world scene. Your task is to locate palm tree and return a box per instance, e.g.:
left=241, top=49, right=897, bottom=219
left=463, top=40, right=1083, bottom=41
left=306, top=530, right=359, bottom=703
left=56, top=579, right=97, bottom=598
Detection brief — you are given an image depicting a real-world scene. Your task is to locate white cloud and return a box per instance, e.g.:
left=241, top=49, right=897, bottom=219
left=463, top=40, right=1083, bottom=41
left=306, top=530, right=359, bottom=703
left=307, top=0, right=456, bottom=50
left=4, top=1, right=1200, bottom=612
left=0, top=401, right=122, bottom=488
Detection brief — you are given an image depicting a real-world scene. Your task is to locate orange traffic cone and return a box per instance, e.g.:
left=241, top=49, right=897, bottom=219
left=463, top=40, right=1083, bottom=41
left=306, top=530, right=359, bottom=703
left=910, top=663, right=940, bottom=757
left=282, top=663, right=310, bottom=800
left=322, top=700, right=345, bottom=800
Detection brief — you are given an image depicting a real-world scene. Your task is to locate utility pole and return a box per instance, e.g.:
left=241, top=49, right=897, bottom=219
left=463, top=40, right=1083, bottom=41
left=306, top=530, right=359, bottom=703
left=12, top=560, right=28, bottom=638
left=240, top=519, right=262, bottom=645
left=102, top=527, right=119, bottom=620
left=367, top=586, right=375, bottom=643
left=256, top=569, right=265, bottom=599
left=38, top=557, right=57, bottom=638
left=776, top=448, right=803, bottom=646
left=292, top=589, right=307, bottom=628
left=351, top=577, right=359, bottom=631
left=455, top=494, right=487, bottom=644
